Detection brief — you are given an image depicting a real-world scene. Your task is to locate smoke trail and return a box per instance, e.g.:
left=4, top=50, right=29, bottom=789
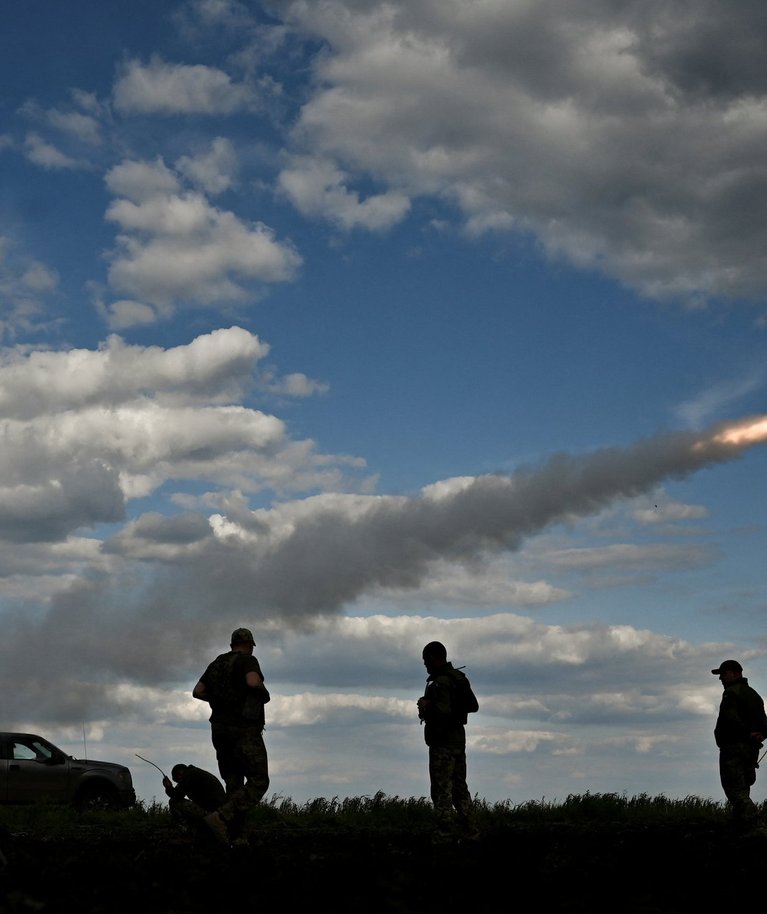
left=183, top=413, right=767, bottom=617
left=5, top=414, right=766, bottom=720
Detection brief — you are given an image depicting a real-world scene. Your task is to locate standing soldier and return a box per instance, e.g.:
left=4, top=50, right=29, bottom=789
left=416, top=640, right=480, bottom=842
left=712, top=658, right=767, bottom=837
left=193, top=627, right=270, bottom=845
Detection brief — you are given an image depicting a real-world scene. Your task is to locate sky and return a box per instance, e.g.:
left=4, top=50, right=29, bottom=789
left=2, top=0, right=767, bottom=811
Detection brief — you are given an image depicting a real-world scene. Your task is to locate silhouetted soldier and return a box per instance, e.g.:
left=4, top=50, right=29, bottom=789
left=417, top=640, right=480, bottom=841
left=712, top=658, right=767, bottom=837
left=163, top=763, right=225, bottom=831
left=193, top=628, right=270, bottom=845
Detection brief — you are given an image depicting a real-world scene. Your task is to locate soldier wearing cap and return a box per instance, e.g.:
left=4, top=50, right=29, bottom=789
left=711, top=658, right=767, bottom=835
left=193, top=627, right=271, bottom=845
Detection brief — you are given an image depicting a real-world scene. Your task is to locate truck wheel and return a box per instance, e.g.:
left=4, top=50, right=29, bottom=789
left=75, top=782, right=120, bottom=810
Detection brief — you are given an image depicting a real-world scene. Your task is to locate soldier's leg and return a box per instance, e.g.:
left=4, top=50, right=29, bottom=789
left=429, top=746, right=456, bottom=833
left=211, top=726, right=242, bottom=794
left=169, top=797, right=209, bottom=828
left=450, top=749, right=476, bottom=831
left=218, top=729, right=269, bottom=827
left=720, top=747, right=760, bottom=827
left=240, top=729, right=270, bottom=804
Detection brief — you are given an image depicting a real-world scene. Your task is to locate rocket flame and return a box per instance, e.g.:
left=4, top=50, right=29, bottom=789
left=707, top=415, right=767, bottom=448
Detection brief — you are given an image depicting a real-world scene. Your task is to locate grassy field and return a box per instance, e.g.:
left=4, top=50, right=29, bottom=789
left=1, top=792, right=763, bottom=912
left=0, top=788, right=736, bottom=832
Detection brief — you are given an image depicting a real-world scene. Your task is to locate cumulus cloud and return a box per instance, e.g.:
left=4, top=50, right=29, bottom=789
left=0, top=328, right=362, bottom=544
left=19, top=98, right=103, bottom=146
left=105, top=158, right=181, bottom=202
left=278, top=156, right=411, bottom=231
left=113, top=56, right=258, bottom=114
left=175, top=137, right=238, bottom=195
left=102, top=157, right=302, bottom=323
left=269, top=0, right=767, bottom=302
left=0, top=237, right=60, bottom=340
left=23, top=132, right=84, bottom=170
left=0, top=326, right=270, bottom=416
left=45, top=109, right=102, bottom=145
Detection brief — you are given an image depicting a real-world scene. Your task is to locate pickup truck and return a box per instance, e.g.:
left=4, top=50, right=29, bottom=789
left=0, top=731, right=135, bottom=809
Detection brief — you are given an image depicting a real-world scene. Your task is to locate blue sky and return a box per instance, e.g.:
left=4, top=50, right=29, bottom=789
left=2, top=0, right=767, bottom=809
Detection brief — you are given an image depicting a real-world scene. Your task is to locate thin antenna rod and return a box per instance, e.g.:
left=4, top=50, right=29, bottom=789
left=82, top=723, right=87, bottom=760
left=135, top=754, right=168, bottom=779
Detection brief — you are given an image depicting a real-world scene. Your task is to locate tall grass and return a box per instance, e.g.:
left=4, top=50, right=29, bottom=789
left=0, top=790, right=737, bottom=836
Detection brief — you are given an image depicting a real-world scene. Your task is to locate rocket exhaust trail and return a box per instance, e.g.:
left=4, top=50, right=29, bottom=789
left=248, top=413, right=767, bottom=616
left=436, top=413, right=767, bottom=549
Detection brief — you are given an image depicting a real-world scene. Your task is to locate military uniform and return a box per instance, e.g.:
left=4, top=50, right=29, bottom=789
left=420, top=662, right=477, bottom=837
left=165, top=764, right=226, bottom=827
left=197, top=640, right=270, bottom=830
left=713, top=663, right=767, bottom=831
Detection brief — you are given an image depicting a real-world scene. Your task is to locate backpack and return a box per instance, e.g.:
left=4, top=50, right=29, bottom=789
left=204, top=652, right=243, bottom=709
left=204, top=652, right=270, bottom=724
left=447, top=667, right=479, bottom=725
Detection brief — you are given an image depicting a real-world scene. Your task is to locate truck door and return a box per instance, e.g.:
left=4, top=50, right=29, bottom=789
left=5, top=736, right=71, bottom=804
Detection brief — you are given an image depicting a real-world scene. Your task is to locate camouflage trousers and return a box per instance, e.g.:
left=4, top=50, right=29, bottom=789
left=211, top=724, right=269, bottom=824
left=428, top=744, right=475, bottom=833
left=719, top=743, right=761, bottom=827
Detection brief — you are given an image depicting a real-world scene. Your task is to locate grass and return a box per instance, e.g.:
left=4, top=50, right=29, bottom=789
left=0, top=790, right=738, bottom=836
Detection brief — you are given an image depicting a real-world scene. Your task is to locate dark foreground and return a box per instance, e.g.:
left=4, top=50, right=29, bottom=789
left=1, top=819, right=763, bottom=913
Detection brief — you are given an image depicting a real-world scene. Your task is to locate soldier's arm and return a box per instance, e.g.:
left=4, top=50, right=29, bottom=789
left=245, top=670, right=266, bottom=691
left=748, top=691, right=767, bottom=741
left=192, top=679, right=209, bottom=702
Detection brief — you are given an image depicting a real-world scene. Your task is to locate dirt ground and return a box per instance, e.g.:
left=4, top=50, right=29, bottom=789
left=1, top=819, right=765, bottom=913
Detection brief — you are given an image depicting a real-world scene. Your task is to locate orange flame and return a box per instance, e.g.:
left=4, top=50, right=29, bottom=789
left=708, top=416, right=767, bottom=448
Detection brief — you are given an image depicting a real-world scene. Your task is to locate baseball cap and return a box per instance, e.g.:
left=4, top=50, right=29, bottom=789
left=231, top=627, right=255, bottom=645
left=711, top=659, right=742, bottom=675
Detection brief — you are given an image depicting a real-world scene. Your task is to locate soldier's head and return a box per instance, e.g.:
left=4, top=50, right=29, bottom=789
left=711, top=658, right=743, bottom=686
left=422, top=641, right=447, bottom=674
left=171, top=764, right=188, bottom=782
left=231, top=627, right=255, bottom=654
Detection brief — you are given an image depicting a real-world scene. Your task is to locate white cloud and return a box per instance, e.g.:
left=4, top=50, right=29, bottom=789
left=113, top=56, right=258, bottom=114
left=263, top=371, right=329, bottom=398
left=633, top=497, right=709, bottom=525
left=0, top=329, right=367, bottom=541
left=272, top=0, right=767, bottom=303
left=23, top=132, right=83, bottom=170
left=370, top=556, right=570, bottom=607
left=103, top=158, right=302, bottom=317
left=102, top=300, right=158, bottom=329
left=45, top=109, right=102, bottom=145
left=176, top=137, right=238, bottom=195
left=0, top=237, right=60, bottom=340
left=278, top=156, right=410, bottom=231
left=105, top=158, right=181, bottom=202
left=0, top=327, right=270, bottom=416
